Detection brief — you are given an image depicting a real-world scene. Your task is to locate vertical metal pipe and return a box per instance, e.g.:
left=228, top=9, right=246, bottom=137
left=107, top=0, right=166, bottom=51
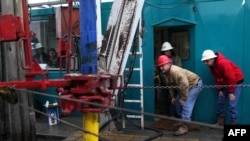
left=83, top=113, right=99, bottom=141
left=22, top=0, right=33, bottom=70
left=80, top=0, right=97, bottom=75
left=0, top=0, right=35, bottom=140
left=66, top=0, right=73, bottom=73
left=80, top=0, right=99, bottom=141
left=0, top=1, right=16, bottom=140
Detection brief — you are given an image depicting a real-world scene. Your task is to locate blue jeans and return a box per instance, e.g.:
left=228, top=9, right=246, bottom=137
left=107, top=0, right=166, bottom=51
left=217, top=83, right=242, bottom=123
left=175, top=79, right=203, bottom=121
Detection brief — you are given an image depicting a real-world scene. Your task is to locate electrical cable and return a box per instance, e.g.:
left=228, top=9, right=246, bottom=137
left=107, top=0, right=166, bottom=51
left=10, top=87, right=224, bottom=140
left=13, top=88, right=161, bottom=141
left=17, top=102, right=111, bottom=141
left=72, top=34, right=81, bottom=71
left=11, top=87, right=224, bottom=130
left=98, top=30, right=139, bottom=132
left=98, top=28, right=164, bottom=140
left=123, top=115, right=163, bottom=141
left=119, top=36, right=164, bottom=140
left=99, top=111, right=122, bottom=132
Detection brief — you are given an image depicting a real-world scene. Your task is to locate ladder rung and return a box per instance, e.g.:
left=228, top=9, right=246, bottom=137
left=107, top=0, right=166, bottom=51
left=127, top=84, right=141, bottom=87
left=124, top=100, right=141, bottom=103
left=125, top=68, right=141, bottom=71
left=126, top=115, right=141, bottom=118
left=129, top=52, right=142, bottom=55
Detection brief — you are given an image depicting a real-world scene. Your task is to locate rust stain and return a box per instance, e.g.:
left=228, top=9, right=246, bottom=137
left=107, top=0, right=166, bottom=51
left=100, top=27, right=111, bottom=54
left=99, top=0, right=139, bottom=74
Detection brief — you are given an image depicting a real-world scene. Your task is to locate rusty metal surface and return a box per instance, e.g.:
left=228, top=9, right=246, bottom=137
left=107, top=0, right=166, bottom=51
left=98, top=0, right=144, bottom=75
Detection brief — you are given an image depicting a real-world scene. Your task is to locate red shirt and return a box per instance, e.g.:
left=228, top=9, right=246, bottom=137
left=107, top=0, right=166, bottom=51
left=209, top=53, right=244, bottom=93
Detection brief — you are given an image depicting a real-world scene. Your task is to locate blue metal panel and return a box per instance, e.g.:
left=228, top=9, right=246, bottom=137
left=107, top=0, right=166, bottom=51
left=142, top=0, right=250, bottom=123
left=30, top=7, right=55, bottom=21
left=140, top=17, right=155, bottom=120
left=80, top=0, right=97, bottom=74
left=194, top=0, right=246, bottom=124
left=240, top=0, right=250, bottom=124
left=101, top=2, right=113, bottom=34
left=141, top=0, right=198, bottom=120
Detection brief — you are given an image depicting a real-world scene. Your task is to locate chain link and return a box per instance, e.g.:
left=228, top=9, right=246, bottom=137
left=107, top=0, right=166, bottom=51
left=125, top=84, right=250, bottom=89
left=13, top=88, right=223, bottom=130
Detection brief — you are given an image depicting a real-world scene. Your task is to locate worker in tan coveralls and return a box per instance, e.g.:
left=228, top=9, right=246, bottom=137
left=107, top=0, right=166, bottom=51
left=157, top=55, right=203, bottom=136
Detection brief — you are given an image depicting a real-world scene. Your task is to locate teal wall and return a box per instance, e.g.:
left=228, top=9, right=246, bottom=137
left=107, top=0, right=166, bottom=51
left=242, top=0, right=250, bottom=124
left=101, top=3, right=113, bottom=34
left=142, top=0, right=250, bottom=124
left=30, top=7, right=55, bottom=21
left=193, top=0, right=245, bottom=124
left=31, top=0, right=250, bottom=123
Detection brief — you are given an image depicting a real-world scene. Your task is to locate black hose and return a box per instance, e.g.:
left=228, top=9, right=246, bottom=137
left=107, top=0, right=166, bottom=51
left=99, top=29, right=163, bottom=140
left=99, top=112, right=122, bottom=132
left=122, top=110, right=163, bottom=141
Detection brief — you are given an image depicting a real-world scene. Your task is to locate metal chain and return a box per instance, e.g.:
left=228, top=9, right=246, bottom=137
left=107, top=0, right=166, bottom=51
left=12, top=88, right=223, bottom=130
left=125, top=84, right=250, bottom=89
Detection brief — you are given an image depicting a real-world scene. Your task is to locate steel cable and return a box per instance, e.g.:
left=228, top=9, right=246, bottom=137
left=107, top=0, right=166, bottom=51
left=11, top=87, right=224, bottom=130
left=17, top=101, right=111, bottom=141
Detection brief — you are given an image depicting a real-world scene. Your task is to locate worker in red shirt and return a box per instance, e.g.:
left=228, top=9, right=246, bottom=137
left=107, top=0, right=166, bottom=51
left=201, top=49, right=244, bottom=125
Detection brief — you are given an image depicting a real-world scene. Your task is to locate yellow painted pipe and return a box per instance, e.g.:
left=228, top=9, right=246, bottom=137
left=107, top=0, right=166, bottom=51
left=83, top=112, right=99, bottom=141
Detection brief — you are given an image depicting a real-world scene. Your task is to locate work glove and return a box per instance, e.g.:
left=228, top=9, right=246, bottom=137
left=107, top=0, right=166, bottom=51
left=218, top=91, right=224, bottom=97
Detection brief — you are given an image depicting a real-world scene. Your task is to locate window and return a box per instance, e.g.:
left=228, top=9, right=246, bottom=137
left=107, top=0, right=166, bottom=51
left=29, top=6, right=80, bottom=70
left=171, top=31, right=190, bottom=60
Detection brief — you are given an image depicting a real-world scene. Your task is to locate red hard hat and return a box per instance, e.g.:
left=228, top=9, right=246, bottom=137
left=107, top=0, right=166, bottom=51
left=157, top=55, right=172, bottom=66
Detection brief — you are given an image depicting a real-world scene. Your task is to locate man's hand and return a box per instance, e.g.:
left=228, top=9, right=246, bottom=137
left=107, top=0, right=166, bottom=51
left=219, top=91, right=224, bottom=97
left=171, top=98, right=176, bottom=104
left=229, top=93, right=236, bottom=101
left=179, top=99, right=185, bottom=106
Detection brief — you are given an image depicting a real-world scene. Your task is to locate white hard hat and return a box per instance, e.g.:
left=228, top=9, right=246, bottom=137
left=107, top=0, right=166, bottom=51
left=31, top=42, right=35, bottom=50
left=201, top=49, right=217, bottom=61
left=161, top=42, right=173, bottom=51
left=33, top=42, right=43, bottom=49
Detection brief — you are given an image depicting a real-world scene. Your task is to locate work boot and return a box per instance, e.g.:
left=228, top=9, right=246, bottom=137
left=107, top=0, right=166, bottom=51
left=215, top=116, right=224, bottom=126
left=173, top=124, right=188, bottom=136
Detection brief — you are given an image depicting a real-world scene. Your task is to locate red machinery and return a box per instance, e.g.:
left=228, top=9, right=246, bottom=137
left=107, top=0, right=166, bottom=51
left=0, top=0, right=122, bottom=114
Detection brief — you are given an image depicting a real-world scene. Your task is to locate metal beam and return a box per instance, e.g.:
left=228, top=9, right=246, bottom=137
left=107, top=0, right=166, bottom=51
left=28, top=0, right=67, bottom=8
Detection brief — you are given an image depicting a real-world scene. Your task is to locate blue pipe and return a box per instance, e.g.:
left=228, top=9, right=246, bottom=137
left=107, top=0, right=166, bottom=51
left=80, top=0, right=97, bottom=75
